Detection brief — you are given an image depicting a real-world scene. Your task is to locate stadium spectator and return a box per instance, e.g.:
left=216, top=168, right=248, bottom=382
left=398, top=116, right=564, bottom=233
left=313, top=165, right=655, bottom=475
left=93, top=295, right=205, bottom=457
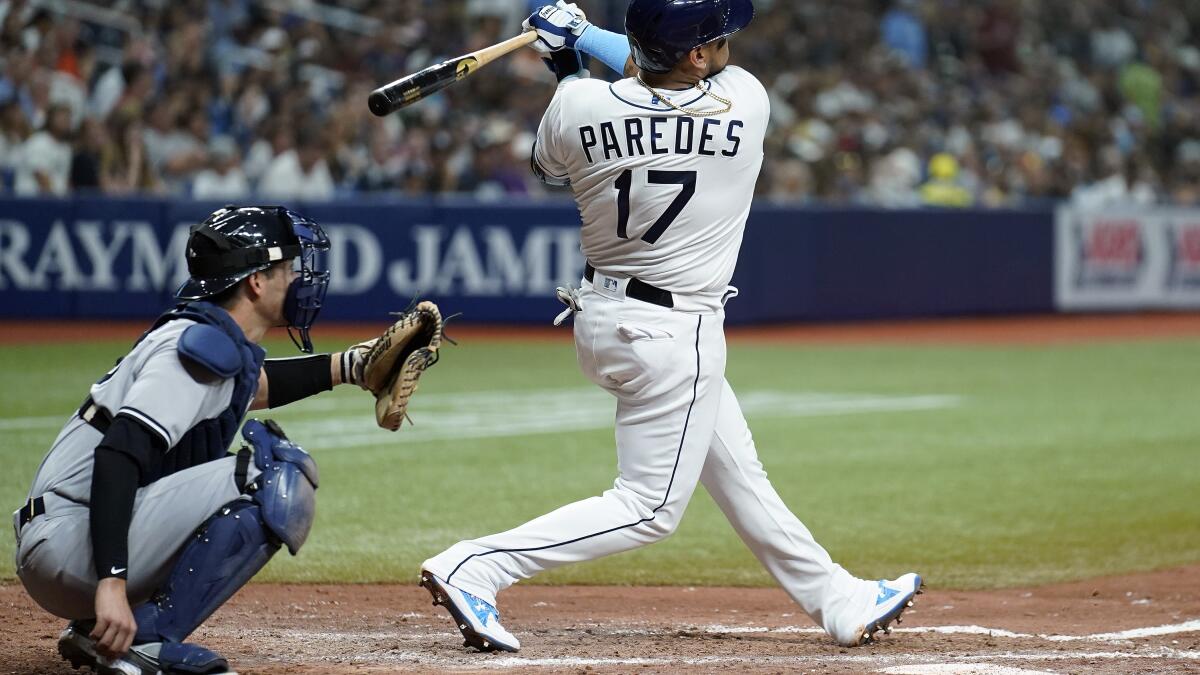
left=69, top=116, right=105, bottom=191
left=0, top=99, right=30, bottom=189
left=880, top=0, right=926, bottom=69
left=13, top=102, right=71, bottom=195
left=47, top=38, right=91, bottom=128
left=91, top=60, right=153, bottom=122
left=919, top=154, right=973, bottom=208
left=101, top=109, right=158, bottom=195
left=258, top=128, right=335, bottom=201
left=192, top=134, right=251, bottom=200
left=142, top=100, right=209, bottom=193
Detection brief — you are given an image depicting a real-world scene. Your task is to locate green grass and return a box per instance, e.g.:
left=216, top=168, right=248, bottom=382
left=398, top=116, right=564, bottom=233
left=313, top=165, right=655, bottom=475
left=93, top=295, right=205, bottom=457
left=2, top=333, right=1198, bottom=590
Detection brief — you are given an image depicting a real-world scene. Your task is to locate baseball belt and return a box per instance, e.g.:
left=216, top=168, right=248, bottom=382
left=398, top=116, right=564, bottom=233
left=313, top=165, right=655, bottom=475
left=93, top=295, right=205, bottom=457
left=16, top=495, right=45, bottom=534
left=77, top=396, right=113, bottom=434
left=584, top=263, right=674, bottom=309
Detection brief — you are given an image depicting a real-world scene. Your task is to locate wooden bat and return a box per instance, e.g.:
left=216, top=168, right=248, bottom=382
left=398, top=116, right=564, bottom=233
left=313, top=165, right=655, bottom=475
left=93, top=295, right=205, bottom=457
left=368, top=32, right=539, bottom=116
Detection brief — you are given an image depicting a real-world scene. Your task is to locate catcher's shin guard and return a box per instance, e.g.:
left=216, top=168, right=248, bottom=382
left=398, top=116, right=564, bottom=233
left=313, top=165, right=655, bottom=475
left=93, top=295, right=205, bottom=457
left=132, top=499, right=279, bottom=644
left=134, top=420, right=318, bottom=644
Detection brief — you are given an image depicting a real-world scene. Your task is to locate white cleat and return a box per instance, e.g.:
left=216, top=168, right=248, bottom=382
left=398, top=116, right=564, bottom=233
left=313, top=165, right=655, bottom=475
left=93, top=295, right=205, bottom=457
left=420, top=570, right=520, bottom=653
left=835, top=572, right=924, bottom=647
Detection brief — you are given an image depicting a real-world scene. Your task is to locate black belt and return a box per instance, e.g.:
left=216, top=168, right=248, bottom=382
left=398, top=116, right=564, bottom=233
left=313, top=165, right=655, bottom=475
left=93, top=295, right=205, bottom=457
left=17, top=496, right=45, bottom=532
left=77, top=397, right=113, bottom=435
left=584, top=263, right=674, bottom=309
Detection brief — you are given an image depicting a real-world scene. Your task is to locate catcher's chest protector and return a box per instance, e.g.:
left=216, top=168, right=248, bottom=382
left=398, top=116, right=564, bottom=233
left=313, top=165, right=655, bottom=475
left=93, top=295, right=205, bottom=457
left=121, top=302, right=266, bottom=479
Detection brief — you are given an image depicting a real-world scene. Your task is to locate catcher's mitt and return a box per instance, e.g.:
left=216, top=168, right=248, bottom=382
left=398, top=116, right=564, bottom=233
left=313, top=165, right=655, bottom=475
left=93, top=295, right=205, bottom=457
left=360, top=301, right=444, bottom=431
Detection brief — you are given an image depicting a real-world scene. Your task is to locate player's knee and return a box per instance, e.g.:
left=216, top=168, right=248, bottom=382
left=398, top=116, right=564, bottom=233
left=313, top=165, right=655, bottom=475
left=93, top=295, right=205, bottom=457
left=17, top=564, right=94, bottom=621
left=644, top=505, right=686, bottom=541
left=244, top=419, right=319, bottom=554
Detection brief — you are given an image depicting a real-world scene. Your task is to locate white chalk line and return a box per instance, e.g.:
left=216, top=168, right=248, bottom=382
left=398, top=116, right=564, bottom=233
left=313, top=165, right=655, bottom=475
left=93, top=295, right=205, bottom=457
left=209, top=619, right=1200, bottom=645
left=675, top=618, right=1200, bottom=643
left=278, top=389, right=963, bottom=449
left=882, top=666, right=1055, bottom=675
left=318, top=647, right=1200, bottom=669
left=0, top=413, right=70, bottom=431
left=0, top=388, right=963, bottom=448
left=211, top=621, right=1200, bottom=670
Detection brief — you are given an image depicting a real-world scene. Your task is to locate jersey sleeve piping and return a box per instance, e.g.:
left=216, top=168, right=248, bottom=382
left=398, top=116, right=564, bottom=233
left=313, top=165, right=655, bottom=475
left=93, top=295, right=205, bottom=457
left=115, top=407, right=173, bottom=447
left=531, top=139, right=571, bottom=186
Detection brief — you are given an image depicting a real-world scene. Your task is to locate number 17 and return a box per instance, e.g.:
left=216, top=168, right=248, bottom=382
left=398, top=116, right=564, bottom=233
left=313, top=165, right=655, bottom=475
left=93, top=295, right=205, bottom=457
left=615, top=169, right=697, bottom=245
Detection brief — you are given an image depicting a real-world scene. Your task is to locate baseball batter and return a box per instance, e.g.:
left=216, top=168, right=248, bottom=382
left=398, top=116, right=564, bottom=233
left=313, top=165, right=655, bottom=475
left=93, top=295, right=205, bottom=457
left=421, top=0, right=922, bottom=653
left=11, top=206, right=423, bottom=675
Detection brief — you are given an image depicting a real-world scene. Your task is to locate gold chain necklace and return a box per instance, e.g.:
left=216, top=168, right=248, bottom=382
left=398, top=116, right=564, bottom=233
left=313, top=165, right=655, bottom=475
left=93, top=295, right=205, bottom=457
left=635, top=76, right=733, bottom=117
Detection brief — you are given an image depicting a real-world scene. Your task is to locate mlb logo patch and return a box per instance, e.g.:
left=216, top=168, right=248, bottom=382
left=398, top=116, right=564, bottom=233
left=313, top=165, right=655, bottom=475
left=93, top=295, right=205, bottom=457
left=604, top=277, right=619, bottom=292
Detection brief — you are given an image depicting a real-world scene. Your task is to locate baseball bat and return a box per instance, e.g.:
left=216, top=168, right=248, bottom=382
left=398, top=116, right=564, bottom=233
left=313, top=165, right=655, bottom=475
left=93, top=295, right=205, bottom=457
left=368, top=32, right=539, bottom=116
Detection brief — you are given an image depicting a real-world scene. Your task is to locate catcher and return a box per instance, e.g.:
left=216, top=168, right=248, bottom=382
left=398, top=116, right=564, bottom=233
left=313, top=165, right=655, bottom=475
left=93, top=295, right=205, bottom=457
left=12, top=205, right=444, bottom=675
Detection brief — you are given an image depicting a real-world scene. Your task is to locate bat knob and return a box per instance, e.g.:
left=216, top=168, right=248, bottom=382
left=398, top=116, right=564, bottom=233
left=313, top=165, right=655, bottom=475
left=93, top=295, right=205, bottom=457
left=368, top=90, right=394, bottom=117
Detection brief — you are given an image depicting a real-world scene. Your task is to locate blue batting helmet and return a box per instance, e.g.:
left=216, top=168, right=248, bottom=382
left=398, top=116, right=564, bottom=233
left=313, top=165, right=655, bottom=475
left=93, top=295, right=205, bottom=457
left=625, top=0, right=755, bottom=75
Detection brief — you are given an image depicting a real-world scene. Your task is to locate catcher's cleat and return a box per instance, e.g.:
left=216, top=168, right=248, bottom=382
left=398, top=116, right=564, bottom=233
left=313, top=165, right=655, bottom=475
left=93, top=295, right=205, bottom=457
left=58, top=622, right=237, bottom=675
left=420, top=570, right=520, bottom=653
left=58, top=622, right=141, bottom=675
left=851, top=573, right=923, bottom=646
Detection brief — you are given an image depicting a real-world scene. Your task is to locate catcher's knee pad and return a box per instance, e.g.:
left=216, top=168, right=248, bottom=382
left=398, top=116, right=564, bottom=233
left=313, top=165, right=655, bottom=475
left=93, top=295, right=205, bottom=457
left=243, top=419, right=319, bottom=554
left=133, top=499, right=279, bottom=644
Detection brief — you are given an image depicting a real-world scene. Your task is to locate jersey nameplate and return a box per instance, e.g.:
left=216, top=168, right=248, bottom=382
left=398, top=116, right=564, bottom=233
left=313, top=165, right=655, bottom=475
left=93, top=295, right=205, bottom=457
left=579, top=117, right=744, bottom=164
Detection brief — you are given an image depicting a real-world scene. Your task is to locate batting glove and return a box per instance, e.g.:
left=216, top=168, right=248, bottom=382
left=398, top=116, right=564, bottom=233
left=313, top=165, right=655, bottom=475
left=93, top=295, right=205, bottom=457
left=523, top=1, right=590, bottom=54
left=340, top=338, right=377, bottom=389
left=543, top=49, right=588, bottom=82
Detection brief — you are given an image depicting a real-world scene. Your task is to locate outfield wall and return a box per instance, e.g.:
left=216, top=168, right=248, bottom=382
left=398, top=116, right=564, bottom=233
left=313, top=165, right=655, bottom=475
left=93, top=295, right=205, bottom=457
left=0, top=197, right=1195, bottom=323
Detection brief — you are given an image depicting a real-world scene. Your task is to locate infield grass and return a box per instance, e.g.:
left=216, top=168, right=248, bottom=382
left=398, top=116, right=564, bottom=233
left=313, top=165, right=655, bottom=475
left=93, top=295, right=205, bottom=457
left=1, top=331, right=1198, bottom=590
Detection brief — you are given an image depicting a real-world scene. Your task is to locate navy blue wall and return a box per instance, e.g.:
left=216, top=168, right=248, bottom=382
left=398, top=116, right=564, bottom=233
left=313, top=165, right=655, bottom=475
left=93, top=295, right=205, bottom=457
left=0, top=197, right=1054, bottom=323
left=726, top=206, right=1055, bottom=323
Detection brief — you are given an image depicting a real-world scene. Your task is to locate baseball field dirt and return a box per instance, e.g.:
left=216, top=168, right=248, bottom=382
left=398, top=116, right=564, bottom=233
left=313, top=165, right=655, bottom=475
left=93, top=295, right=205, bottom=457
left=2, top=565, right=1197, bottom=674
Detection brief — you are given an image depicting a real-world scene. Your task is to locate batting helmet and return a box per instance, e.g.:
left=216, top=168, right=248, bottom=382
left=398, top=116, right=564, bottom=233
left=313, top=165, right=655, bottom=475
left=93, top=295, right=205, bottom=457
left=625, top=0, right=755, bottom=75
left=176, top=205, right=331, bottom=352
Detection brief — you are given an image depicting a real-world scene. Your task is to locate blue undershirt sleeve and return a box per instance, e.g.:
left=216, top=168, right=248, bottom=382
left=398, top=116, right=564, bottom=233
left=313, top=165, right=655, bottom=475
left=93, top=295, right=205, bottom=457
left=574, top=25, right=631, bottom=75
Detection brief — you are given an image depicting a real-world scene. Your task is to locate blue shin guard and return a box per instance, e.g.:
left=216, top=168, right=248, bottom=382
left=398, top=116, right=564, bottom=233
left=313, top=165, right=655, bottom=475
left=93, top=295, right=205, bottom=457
left=132, top=499, right=278, bottom=644
left=133, top=419, right=318, bottom=660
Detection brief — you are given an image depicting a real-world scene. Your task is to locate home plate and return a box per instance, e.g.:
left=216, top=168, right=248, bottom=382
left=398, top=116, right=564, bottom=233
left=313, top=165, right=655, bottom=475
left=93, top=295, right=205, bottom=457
left=881, top=665, right=1056, bottom=675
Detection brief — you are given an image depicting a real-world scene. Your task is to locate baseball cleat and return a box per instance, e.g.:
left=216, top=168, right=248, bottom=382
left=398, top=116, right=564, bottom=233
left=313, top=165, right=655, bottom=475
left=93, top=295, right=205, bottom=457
left=420, top=569, right=520, bottom=653
left=853, top=572, right=923, bottom=646
left=58, top=623, right=142, bottom=675
left=58, top=622, right=238, bottom=675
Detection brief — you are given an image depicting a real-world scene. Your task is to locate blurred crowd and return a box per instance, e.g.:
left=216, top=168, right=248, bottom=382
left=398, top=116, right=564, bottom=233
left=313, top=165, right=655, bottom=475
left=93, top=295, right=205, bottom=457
left=1, top=0, right=1198, bottom=208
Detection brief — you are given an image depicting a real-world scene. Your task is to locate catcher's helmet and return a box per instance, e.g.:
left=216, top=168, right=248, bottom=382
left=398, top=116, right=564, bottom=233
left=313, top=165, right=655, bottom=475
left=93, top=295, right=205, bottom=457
left=625, top=0, right=755, bottom=74
left=176, top=205, right=330, bottom=352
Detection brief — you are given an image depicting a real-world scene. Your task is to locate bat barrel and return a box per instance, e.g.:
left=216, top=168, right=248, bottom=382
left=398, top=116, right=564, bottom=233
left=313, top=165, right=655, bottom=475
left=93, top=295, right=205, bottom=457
left=367, top=61, right=458, bottom=117
left=367, top=87, right=400, bottom=117
left=368, top=33, right=534, bottom=116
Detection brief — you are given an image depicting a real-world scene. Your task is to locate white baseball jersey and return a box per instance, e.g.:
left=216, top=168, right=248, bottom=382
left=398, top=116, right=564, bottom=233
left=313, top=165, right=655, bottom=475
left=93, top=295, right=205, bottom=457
left=534, top=66, right=768, bottom=307
left=425, top=62, right=914, bottom=652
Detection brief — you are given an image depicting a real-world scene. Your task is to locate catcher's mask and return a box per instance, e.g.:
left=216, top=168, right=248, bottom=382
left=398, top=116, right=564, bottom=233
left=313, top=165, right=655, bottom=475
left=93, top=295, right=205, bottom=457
left=175, top=206, right=331, bottom=353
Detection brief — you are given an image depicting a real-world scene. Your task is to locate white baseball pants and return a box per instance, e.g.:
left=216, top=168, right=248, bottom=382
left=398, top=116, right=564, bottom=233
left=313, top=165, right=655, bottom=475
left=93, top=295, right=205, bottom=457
left=424, top=283, right=868, bottom=634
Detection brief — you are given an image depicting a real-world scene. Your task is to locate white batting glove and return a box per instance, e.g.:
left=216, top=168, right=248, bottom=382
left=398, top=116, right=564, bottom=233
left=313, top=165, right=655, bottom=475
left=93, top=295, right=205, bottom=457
left=522, top=1, right=590, bottom=54
left=340, top=338, right=377, bottom=389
